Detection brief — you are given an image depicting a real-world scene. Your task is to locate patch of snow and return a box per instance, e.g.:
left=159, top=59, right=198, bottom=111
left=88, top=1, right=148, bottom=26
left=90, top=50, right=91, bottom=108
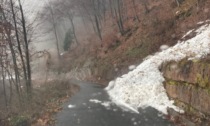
left=68, top=104, right=76, bottom=108
left=101, top=102, right=112, bottom=108
left=105, top=81, right=115, bottom=91
left=89, top=99, right=112, bottom=108
left=128, top=65, right=136, bottom=70
left=106, top=24, right=210, bottom=114
left=143, top=55, right=153, bottom=61
left=160, top=45, right=169, bottom=51
left=206, top=20, right=210, bottom=23
left=196, top=24, right=208, bottom=34
left=197, top=21, right=204, bottom=25
left=89, top=99, right=102, bottom=104
left=133, top=122, right=138, bottom=125
left=182, top=30, right=194, bottom=38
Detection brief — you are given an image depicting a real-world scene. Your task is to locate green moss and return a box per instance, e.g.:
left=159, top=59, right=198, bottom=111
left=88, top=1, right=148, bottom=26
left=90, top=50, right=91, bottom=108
left=196, top=73, right=208, bottom=88
left=167, top=80, right=178, bottom=85
left=166, top=79, right=191, bottom=86
left=188, top=106, right=198, bottom=114
left=200, top=63, right=206, bottom=71
left=10, top=116, right=29, bottom=126
left=192, top=59, right=199, bottom=63
left=184, top=82, right=190, bottom=86
left=207, top=89, right=210, bottom=95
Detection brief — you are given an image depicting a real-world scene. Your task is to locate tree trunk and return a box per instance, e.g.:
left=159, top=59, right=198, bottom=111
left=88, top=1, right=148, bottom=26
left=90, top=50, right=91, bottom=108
left=18, top=0, right=32, bottom=97
left=2, top=5, right=21, bottom=101
left=68, top=13, right=79, bottom=45
left=11, top=0, right=28, bottom=95
left=94, top=14, right=102, bottom=40
left=114, top=0, right=125, bottom=35
left=49, top=6, right=61, bottom=62
left=109, top=0, right=114, bottom=18
left=1, top=51, right=8, bottom=107
left=132, top=0, right=140, bottom=22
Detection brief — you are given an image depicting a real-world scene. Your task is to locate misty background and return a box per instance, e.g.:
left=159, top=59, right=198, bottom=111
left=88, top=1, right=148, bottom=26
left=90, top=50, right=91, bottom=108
left=22, top=0, right=93, bottom=80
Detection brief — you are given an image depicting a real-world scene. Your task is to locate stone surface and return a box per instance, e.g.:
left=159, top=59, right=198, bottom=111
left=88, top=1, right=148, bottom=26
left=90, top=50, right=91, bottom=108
left=165, top=82, right=210, bottom=115
left=162, top=59, right=210, bottom=89
left=162, top=57, right=210, bottom=115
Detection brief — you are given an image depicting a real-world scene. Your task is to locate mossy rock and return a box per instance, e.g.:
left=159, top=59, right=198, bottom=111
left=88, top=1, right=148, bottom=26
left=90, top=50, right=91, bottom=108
left=196, top=73, right=209, bottom=88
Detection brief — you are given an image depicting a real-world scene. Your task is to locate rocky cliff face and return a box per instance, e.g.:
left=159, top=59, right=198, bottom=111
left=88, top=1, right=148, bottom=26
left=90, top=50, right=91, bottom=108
left=161, top=56, right=210, bottom=115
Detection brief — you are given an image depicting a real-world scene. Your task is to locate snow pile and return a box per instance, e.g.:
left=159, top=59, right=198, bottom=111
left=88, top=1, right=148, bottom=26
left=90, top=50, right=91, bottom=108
left=106, top=24, right=210, bottom=114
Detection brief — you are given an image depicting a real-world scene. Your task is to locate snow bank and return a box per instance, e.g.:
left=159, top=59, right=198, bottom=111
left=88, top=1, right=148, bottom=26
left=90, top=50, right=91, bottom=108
left=106, top=24, right=210, bottom=114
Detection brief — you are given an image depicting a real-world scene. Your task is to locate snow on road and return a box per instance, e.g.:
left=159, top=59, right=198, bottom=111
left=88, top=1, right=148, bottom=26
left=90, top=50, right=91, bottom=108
left=106, top=23, right=210, bottom=114
left=89, top=99, right=112, bottom=108
left=68, top=104, right=76, bottom=109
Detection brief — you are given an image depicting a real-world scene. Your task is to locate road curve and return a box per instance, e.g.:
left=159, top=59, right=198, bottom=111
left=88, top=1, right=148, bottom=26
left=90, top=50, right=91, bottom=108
left=56, top=79, right=174, bottom=126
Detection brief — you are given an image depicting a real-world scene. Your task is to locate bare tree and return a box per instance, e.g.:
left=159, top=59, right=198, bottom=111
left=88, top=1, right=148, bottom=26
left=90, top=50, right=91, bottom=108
left=41, top=0, right=62, bottom=61
left=17, top=0, right=32, bottom=95
left=113, top=0, right=125, bottom=35
left=56, top=0, right=79, bottom=44
left=0, top=0, right=34, bottom=104
left=10, top=0, right=28, bottom=95
left=132, top=0, right=140, bottom=22
left=1, top=4, right=21, bottom=101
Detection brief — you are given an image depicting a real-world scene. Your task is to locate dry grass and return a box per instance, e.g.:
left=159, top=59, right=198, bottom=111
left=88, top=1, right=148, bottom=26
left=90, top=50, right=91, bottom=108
left=0, top=79, right=79, bottom=126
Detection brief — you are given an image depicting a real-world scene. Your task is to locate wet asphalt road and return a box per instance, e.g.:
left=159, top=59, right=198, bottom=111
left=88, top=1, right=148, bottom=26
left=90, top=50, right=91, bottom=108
left=56, top=80, right=174, bottom=126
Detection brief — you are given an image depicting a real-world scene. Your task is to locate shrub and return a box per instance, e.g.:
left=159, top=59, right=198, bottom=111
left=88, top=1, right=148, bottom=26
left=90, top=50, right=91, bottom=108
left=9, top=116, right=29, bottom=126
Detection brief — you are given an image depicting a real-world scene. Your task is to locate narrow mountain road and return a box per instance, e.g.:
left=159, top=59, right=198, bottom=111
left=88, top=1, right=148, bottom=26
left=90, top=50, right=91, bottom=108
left=56, top=79, right=174, bottom=126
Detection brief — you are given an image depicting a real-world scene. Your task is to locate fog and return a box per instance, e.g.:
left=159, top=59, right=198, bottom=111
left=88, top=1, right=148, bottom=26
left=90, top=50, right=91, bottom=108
left=22, top=0, right=92, bottom=79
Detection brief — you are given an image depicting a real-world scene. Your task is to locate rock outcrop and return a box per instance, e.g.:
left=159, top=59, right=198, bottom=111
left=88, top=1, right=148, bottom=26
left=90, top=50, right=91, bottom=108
left=161, top=57, right=210, bottom=115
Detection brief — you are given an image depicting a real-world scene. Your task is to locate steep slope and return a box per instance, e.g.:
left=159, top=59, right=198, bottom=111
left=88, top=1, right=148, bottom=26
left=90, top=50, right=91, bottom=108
left=106, top=23, right=210, bottom=114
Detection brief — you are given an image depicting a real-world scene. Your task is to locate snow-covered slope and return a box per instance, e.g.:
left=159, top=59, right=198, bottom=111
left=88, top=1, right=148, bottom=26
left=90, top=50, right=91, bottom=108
left=106, top=23, right=210, bottom=114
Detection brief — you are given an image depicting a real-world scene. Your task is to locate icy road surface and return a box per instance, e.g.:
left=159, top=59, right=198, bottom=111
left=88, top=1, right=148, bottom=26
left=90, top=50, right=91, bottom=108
left=56, top=80, right=173, bottom=126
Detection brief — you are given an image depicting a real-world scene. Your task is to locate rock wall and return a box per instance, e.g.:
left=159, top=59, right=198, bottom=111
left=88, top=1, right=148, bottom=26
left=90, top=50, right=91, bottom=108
left=161, top=57, right=210, bottom=115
